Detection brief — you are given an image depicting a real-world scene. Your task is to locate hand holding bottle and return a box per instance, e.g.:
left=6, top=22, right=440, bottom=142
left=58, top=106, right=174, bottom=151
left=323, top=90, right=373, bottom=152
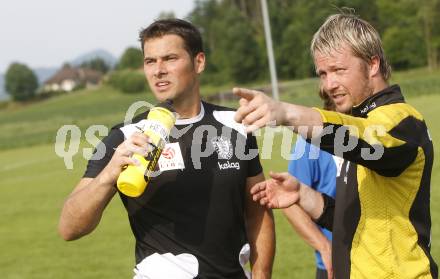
left=117, top=100, right=176, bottom=197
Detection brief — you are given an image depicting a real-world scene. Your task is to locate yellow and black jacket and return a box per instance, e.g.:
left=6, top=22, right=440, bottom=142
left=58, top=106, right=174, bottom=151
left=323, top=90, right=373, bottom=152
left=314, top=85, right=438, bottom=278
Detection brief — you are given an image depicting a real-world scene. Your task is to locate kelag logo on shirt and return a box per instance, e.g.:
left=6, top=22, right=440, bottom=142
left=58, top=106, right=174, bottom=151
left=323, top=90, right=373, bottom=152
left=211, top=136, right=240, bottom=170
left=217, top=161, right=240, bottom=170
left=211, top=136, right=233, bottom=160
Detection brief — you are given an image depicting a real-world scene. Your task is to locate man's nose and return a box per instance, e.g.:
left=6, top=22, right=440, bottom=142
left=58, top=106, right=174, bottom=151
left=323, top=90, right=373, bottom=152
left=324, top=73, right=339, bottom=92
left=154, top=61, right=167, bottom=77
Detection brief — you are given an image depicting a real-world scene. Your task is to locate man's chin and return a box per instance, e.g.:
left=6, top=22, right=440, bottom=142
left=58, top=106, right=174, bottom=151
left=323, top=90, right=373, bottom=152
left=154, top=93, right=174, bottom=102
left=335, top=103, right=351, bottom=114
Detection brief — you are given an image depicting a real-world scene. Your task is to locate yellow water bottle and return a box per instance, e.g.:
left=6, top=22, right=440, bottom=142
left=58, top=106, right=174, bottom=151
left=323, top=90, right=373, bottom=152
left=117, top=100, right=176, bottom=197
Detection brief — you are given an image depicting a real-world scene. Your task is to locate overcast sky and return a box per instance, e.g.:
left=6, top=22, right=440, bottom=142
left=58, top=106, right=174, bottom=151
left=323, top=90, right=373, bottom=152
left=0, top=0, right=195, bottom=73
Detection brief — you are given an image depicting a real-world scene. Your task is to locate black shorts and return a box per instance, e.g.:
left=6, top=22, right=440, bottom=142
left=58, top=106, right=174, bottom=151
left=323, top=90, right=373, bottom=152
left=316, top=268, right=328, bottom=279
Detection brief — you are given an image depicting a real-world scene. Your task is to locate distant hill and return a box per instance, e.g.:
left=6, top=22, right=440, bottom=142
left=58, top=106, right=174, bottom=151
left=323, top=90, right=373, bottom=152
left=70, top=49, right=117, bottom=68
left=34, top=67, right=58, bottom=84
left=35, top=49, right=117, bottom=84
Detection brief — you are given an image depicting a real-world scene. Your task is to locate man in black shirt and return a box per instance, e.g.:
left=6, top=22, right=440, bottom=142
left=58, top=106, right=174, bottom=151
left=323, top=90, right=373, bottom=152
left=58, top=19, right=275, bottom=278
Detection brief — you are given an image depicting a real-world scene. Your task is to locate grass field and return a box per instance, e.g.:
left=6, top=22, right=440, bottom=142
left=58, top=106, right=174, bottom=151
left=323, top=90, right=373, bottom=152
left=0, top=68, right=439, bottom=278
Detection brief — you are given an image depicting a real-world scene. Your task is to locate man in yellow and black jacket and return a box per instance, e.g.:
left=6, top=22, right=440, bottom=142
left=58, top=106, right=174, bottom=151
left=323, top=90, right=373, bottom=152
left=314, top=84, right=436, bottom=278
left=233, top=12, right=438, bottom=279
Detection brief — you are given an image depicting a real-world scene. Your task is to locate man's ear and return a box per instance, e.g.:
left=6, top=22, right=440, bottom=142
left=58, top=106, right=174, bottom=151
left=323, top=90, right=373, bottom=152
left=369, top=55, right=381, bottom=78
left=194, top=52, right=206, bottom=74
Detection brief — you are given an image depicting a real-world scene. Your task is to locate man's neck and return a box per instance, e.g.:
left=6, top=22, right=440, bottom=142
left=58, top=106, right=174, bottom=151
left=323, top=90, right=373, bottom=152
left=372, top=77, right=389, bottom=96
left=174, top=95, right=201, bottom=119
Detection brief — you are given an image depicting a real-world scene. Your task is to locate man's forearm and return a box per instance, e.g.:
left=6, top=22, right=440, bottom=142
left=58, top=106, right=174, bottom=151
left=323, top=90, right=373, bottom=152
left=281, top=102, right=323, bottom=138
left=58, top=174, right=116, bottom=240
left=297, top=183, right=325, bottom=220
left=247, top=208, right=275, bottom=279
left=282, top=204, right=330, bottom=252
left=245, top=173, right=275, bottom=278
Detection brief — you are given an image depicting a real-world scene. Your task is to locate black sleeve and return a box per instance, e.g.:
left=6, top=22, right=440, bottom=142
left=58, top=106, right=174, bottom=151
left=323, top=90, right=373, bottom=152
left=83, top=128, right=125, bottom=178
left=314, top=108, right=425, bottom=177
left=246, top=133, right=263, bottom=177
left=317, top=123, right=418, bottom=177
left=314, top=193, right=335, bottom=231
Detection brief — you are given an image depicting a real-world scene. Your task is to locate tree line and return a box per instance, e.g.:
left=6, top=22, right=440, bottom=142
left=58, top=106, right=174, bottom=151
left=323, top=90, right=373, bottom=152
left=188, top=0, right=440, bottom=84
left=4, top=0, right=439, bottom=101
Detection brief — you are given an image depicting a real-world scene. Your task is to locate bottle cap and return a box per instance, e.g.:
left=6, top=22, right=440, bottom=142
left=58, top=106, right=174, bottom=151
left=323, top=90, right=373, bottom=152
left=155, top=99, right=175, bottom=113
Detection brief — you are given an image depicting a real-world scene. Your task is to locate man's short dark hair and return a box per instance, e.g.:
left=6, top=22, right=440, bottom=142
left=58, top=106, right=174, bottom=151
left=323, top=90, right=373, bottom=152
left=139, top=18, right=204, bottom=59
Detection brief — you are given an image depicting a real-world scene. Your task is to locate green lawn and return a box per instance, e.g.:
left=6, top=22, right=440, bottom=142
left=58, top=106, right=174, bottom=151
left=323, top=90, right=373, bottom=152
left=0, top=68, right=439, bottom=278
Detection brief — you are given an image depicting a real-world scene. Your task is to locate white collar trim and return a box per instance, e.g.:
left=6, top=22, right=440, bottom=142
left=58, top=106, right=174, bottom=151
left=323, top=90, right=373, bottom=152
left=175, top=103, right=205, bottom=125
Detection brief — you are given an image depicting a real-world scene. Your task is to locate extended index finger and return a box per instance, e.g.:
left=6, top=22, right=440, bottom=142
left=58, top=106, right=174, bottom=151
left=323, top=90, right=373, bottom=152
left=233, top=87, right=258, bottom=100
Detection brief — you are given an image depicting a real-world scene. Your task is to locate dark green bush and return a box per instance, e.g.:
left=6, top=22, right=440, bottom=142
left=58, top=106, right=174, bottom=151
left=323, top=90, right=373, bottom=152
left=107, top=70, right=147, bottom=93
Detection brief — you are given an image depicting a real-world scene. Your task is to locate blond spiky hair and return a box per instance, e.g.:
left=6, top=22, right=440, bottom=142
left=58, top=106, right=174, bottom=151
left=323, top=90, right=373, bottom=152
left=311, top=12, right=391, bottom=81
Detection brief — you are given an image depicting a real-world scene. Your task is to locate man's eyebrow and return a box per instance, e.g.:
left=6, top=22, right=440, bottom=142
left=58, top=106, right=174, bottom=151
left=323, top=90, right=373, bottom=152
left=317, top=63, right=341, bottom=74
left=144, top=53, right=178, bottom=61
left=162, top=53, right=178, bottom=58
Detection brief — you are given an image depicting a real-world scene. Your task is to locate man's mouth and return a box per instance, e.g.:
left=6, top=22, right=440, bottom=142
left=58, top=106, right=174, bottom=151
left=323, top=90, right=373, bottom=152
left=156, top=81, right=171, bottom=90
left=332, top=93, right=346, bottom=102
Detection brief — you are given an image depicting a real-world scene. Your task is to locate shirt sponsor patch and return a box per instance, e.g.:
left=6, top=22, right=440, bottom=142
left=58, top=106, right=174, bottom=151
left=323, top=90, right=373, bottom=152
left=158, top=142, right=185, bottom=171
left=211, top=136, right=233, bottom=160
